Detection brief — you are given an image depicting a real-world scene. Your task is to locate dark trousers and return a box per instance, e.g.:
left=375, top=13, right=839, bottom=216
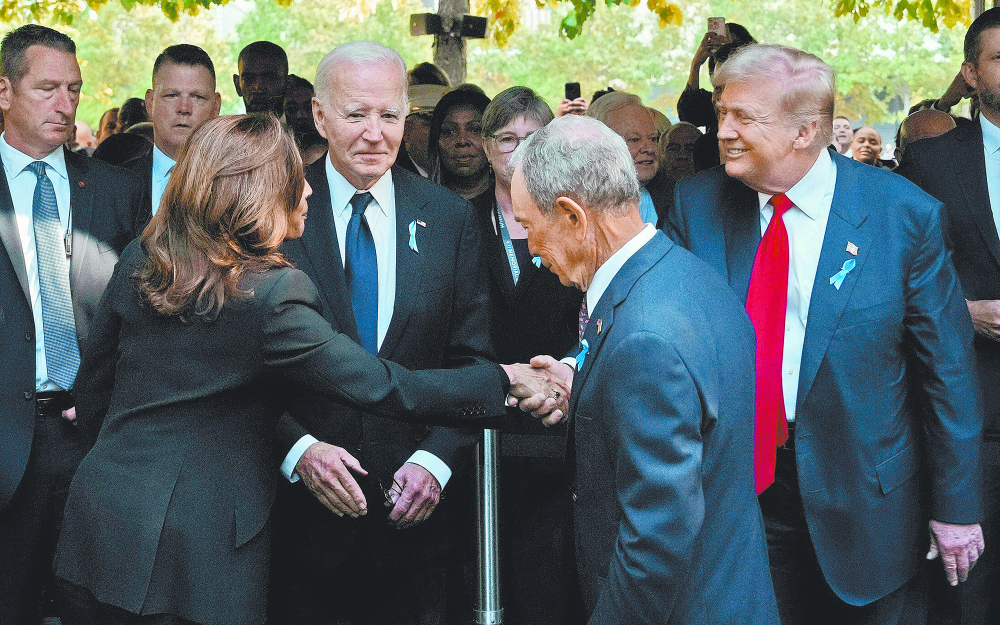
left=758, top=443, right=927, bottom=625
left=927, top=451, right=1000, bottom=625
left=58, top=579, right=199, bottom=625
left=269, top=475, right=449, bottom=625
left=0, top=404, right=88, bottom=625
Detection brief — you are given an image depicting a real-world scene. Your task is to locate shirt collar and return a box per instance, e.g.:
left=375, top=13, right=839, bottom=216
left=0, top=132, right=68, bottom=182
left=325, top=154, right=392, bottom=220
left=152, top=145, right=176, bottom=182
left=757, top=147, right=835, bottom=220
left=982, top=114, right=1000, bottom=156
left=586, top=223, right=657, bottom=314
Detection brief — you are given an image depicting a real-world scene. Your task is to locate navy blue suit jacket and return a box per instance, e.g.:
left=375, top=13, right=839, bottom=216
left=572, top=231, right=777, bottom=624
left=671, top=153, right=983, bottom=605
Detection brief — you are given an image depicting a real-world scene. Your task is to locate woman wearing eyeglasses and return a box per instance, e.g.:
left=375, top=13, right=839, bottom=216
left=462, top=86, right=585, bottom=625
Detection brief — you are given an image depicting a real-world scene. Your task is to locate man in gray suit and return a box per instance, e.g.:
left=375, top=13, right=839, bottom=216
left=510, top=115, right=778, bottom=624
left=0, top=24, right=143, bottom=625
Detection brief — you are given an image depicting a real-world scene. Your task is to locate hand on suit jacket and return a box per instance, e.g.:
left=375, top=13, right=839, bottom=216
left=502, top=362, right=572, bottom=426
left=296, top=442, right=369, bottom=518
left=966, top=299, right=1000, bottom=342
left=387, top=462, right=441, bottom=528
left=927, top=519, right=986, bottom=586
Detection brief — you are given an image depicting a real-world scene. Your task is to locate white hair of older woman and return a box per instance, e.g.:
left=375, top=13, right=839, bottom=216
left=511, top=115, right=639, bottom=218
left=586, top=91, right=645, bottom=124
left=713, top=44, right=835, bottom=147
left=314, top=41, right=407, bottom=107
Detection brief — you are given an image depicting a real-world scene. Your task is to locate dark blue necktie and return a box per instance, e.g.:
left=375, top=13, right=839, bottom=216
left=344, top=192, right=378, bottom=354
left=29, top=161, right=80, bottom=390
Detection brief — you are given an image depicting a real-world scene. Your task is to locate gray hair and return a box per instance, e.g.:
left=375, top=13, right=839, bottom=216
left=586, top=91, right=645, bottom=124
left=481, top=86, right=553, bottom=138
left=713, top=44, right=835, bottom=147
left=314, top=41, right=407, bottom=106
left=511, top=115, right=639, bottom=217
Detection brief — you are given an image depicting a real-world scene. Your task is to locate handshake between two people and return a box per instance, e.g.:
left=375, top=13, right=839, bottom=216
left=501, top=354, right=575, bottom=427
left=295, top=355, right=574, bottom=524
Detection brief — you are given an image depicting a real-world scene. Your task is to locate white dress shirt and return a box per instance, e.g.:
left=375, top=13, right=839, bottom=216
left=587, top=223, right=657, bottom=315
left=150, top=145, right=175, bottom=216
left=756, top=148, right=837, bottom=422
left=0, top=133, right=73, bottom=392
left=282, top=157, right=451, bottom=488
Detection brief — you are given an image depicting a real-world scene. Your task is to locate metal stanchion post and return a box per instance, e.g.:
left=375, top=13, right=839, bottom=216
left=474, top=429, right=503, bottom=624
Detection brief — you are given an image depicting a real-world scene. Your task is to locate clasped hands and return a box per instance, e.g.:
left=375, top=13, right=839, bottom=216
left=502, top=355, right=574, bottom=426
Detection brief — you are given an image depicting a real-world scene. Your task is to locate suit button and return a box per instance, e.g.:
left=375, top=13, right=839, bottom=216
left=571, top=492, right=578, bottom=503
left=23, top=391, right=33, bottom=401
left=24, top=332, right=32, bottom=341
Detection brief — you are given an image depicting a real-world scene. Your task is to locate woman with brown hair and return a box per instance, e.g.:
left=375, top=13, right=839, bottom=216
left=53, top=114, right=559, bottom=625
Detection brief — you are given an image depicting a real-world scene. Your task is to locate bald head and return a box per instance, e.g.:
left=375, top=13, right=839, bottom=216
left=898, top=109, right=956, bottom=158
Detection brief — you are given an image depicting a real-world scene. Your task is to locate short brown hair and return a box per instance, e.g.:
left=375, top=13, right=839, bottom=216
left=140, top=114, right=304, bottom=321
left=1, top=24, right=75, bottom=86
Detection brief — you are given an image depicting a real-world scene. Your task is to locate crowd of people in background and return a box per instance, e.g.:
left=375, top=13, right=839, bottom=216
left=3, top=7, right=1000, bottom=625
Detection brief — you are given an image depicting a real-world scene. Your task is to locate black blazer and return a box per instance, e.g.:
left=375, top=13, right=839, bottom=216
left=55, top=242, right=509, bottom=625
left=0, top=148, right=143, bottom=508
left=276, top=161, right=493, bottom=503
left=124, top=148, right=153, bottom=234
left=898, top=123, right=1000, bottom=452
left=471, top=187, right=581, bottom=453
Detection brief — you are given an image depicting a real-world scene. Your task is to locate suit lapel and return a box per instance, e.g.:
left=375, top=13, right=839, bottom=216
left=66, top=150, right=95, bottom=294
left=723, top=181, right=760, bottom=304
left=302, top=160, right=359, bottom=338
left=379, top=168, right=429, bottom=357
left=796, top=158, right=871, bottom=409
left=954, top=124, right=1000, bottom=269
left=0, top=154, right=28, bottom=300
left=569, top=233, right=671, bottom=415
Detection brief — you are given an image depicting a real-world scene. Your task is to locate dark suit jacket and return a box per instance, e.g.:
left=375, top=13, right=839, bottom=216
left=124, top=148, right=153, bottom=232
left=276, top=161, right=492, bottom=511
left=0, top=148, right=143, bottom=508
left=55, top=242, right=508, bottom=625
left=471, top=187, right=581, bottom=454
left=898, top=123, right=1000, bottom=459
left=572, top=231, right=777, bottom=625
left=671, top=154, right=983, bottom=605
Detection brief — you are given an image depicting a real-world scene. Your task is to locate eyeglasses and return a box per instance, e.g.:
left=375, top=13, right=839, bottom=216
left=488, top=132, right=535, bottom=154
left=380, top=478, right=403, bottom=509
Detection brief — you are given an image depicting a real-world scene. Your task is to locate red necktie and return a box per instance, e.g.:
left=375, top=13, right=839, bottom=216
left=746, top=194, right=792, bottom=495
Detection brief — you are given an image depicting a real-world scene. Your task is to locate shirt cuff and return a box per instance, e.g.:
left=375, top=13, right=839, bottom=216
left=406, top=450, right=452, bottom=489
left=280, top=434, right=319, bottom=483
left=560, top=356, right=577, bottom=368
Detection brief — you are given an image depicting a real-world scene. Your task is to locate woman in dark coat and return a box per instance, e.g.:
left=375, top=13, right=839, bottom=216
left=53, top=114, right=557, bottom=625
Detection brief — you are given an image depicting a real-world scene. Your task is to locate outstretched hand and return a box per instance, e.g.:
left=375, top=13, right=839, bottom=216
left=296, top=442, right=368, bottom=518
left=502, top=355, right=573, bottom=426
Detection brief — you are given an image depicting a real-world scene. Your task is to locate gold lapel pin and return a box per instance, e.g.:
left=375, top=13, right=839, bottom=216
left=846, top=241, right=859, bottom=256
left=596, top=319, right=602, bottom=335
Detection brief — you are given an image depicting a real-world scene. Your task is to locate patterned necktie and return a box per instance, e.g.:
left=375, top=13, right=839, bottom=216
left=579, top=298, right=590, bottom=341
left=746, top=193, right=792, bottom=495
left=29, top=161, right=80, bottom=390
left=344, top=192, right=378, bottom=354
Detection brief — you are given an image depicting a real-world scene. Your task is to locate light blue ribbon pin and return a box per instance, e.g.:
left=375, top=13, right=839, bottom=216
left=532, top=256, right=542, bottom=268
left=830, top=258, right=856, bottom=290
left=576, top=339, right=590, bottom=371
left=408, top=220, right=419, bottom=253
